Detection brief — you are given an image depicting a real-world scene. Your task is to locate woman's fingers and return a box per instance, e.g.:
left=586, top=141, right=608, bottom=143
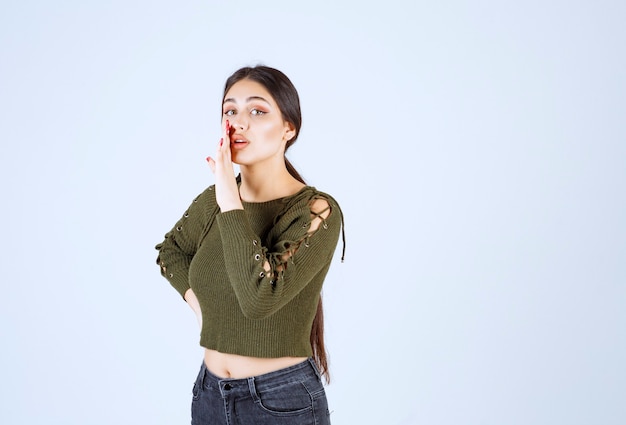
left=207, top=119, right=242, bottom=211
left=221, top=119, right=232, bottom=162
left=206, top=156, right=215, bottom=173
left=210, top=119, right=232, bottom=168
left=207, top=121, right=228, bottom=174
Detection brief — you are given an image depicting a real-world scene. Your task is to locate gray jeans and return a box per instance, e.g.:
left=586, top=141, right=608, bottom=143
left=191, top=358, right=331, bottom=424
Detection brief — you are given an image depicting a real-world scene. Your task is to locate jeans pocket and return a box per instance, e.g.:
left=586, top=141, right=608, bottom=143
left=255, top=380, right=313, bottom=416
left=192, top=381, right=201, bottom=401
left=191, top=366, right=204, bottom=401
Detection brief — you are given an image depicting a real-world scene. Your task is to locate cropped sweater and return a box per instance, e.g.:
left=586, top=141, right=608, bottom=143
left=155, top=184, right=343, bottom=358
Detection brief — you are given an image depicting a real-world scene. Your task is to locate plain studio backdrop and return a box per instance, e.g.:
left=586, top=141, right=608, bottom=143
left=1, top=1, right=624, bottom=424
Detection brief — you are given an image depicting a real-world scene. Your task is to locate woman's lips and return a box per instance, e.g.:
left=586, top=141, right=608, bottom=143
left=231, top=134, right=249, bottom=149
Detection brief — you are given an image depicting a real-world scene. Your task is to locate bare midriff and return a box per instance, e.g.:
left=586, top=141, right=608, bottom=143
left=203, top=348, right=308, bottom=379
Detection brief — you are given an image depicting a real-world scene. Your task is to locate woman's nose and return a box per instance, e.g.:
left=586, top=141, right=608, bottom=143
left=230, top=116, right=247, bottom=131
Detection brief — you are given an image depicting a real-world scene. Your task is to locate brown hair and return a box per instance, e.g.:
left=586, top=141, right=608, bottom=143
left=223, top=65, right=330, bottom=382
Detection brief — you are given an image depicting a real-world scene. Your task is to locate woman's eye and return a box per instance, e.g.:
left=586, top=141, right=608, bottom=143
left=224, top=110, right=235, bottom=116
left=250, top=109, right=265, bottom=116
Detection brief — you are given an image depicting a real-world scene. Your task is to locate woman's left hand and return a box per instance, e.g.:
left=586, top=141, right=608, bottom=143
left=206, top=119, right=243, bottom=212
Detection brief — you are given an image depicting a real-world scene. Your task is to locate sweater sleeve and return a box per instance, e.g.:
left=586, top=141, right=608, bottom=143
left=155, top=186, right=217, bottom=299
left=216, top=193, right=342, bottom=320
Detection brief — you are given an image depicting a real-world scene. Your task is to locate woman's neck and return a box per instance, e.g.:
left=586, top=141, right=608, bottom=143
left=239, top=163, right=305, bottom=203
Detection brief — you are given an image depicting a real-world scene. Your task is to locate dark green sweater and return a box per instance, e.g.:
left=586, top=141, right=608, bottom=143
left=156, top=185, right=343, bottom=358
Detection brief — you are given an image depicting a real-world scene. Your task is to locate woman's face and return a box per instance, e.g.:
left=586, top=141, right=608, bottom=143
left=222, top=79, right=295, bottom=166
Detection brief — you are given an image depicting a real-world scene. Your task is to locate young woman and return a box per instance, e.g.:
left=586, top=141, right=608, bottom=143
left=156, top=65, right=344, bottom=424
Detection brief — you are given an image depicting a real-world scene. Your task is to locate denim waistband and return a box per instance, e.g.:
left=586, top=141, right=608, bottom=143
left=198, top=358, right=322, bottom=399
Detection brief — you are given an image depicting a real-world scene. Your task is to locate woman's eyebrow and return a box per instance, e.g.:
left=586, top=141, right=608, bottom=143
left=223, top=96, right=271, bottom=105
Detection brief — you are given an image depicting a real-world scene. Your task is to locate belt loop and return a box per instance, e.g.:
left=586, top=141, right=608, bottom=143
left=247, top=377, right=260, bottom=403
left=200, top=362, right=207, bottom=390
left=307, top=358, right=322, bottom=381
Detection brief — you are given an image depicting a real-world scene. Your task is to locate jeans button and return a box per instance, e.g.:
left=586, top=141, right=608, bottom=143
left=223, top=384, right=232, bottom=391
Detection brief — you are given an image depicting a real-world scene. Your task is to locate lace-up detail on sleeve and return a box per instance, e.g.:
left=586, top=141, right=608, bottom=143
left=216, top=189, right=343, bottom=320
left=264, top=196, right=333, bottom=280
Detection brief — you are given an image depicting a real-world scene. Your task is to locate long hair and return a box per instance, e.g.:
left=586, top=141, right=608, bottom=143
left=223, top=65, right=330, bottom=382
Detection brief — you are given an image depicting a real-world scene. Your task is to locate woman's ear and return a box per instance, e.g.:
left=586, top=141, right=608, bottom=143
left=283, top=122, right=296, bottom=142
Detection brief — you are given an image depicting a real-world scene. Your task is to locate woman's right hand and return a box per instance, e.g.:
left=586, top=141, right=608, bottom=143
left=206, top=119, right=243, bottom=212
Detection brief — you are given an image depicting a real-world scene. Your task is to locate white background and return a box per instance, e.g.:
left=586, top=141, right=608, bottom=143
left=1, top=1, right=624, bottom=424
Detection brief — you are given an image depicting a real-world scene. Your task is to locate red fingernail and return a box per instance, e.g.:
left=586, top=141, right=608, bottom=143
left=206, top=156, right=211, bottom=162
left=219, top=138, right=223, bottom=147
left=226, top=120, right=230, bottom=131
